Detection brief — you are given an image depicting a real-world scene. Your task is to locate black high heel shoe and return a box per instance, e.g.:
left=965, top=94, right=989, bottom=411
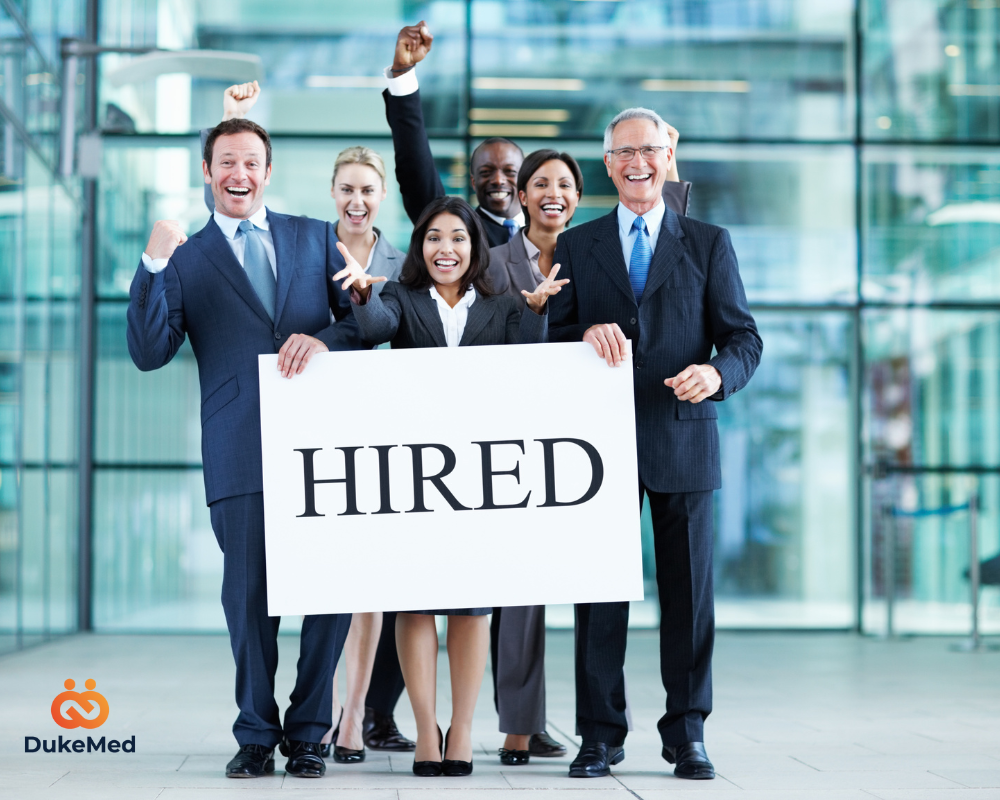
left=319, top=708, right=342, bottom=759
left=442, top=727, right=473, bottom=776
left=333, top=709, right=366, bottom=764
left=412, top=725, right=444, bottom=777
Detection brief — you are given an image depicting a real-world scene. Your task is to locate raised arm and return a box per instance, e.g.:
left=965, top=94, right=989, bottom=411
left=383, top=22, right=445, bottom=223
left=202, top=82, right=262, bottom=213
left=126, top=220, right=188, bottom=371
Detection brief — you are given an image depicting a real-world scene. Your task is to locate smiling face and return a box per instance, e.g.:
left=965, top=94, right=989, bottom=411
left=604, top=117, right=672, bottom=215
left=203, top=131, right=271, bottom=219
left=471, top=141, right=523, bottom=217
left=422, top=212, right=473, bottom=288
left=518, top=159, right=580, bottom=234
left=332, top=162, right=386, bottom=236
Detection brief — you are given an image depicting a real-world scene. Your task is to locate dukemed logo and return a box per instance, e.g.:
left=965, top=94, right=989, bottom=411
left=25, top=679, right=135, bottom=754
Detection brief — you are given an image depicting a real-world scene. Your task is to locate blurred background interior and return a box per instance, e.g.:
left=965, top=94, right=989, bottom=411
left=3, top=0, right=1000, bottom=652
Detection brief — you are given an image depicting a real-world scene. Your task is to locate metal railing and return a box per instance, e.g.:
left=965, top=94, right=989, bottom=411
left=874, top=463, right=995, bottom=651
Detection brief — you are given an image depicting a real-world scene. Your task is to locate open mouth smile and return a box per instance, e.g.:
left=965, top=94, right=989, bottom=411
left=488, top=191, right=511, bottom=200
left=541, top=203, right=566, bottom=216
left=346, top=209, right=368, bottom=223
left=226, top=187, right=251, bottom=197
left=626, top=174, right=651, bottom=183
left=434, top=258, right=459, bottom=272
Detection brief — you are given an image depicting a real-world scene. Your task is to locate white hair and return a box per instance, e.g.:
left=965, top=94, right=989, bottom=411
left=603, top=107, right=670, bottom=153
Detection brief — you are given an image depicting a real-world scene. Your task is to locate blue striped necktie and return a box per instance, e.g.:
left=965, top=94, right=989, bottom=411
left=238, top=219, right=276, bottom=321
left=502, top=218, right=517, bottom=241
left=629, top=215, right=651, bottom=304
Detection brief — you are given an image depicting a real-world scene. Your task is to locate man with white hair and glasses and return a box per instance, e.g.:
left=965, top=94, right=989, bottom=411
left=548, top=107, right=762, bottom=781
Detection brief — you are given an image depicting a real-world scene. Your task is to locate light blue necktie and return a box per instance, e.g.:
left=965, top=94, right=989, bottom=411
left=503, top=218, right=517, bottom=241
left=238, top=219, right=276, bottom=321
left=629, top=216, right=651, bottom=304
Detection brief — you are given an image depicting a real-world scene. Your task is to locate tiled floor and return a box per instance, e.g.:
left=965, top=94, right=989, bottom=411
left=3, top=629, right=1000, bottom=799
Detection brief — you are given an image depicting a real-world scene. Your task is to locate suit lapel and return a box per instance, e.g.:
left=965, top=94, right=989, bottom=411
left=190, top=218, right=273, bottom=327
left=269, top=211, right=298, bottom=326
left=641, top=206, right=686, bottom=302
left=409, top=288, right=448, bottom=347
left=459, top=294, right=493, bottom=345
left=505, top=233, right=537, bottom=293
left=592, top=208, right=637, bottom=307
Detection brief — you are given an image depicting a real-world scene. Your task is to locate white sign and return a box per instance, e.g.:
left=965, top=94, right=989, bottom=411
left=259, top=342, right=643, bottom=615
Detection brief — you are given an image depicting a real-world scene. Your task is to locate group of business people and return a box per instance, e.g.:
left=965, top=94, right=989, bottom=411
left=126, top=20, right=761, bottom=784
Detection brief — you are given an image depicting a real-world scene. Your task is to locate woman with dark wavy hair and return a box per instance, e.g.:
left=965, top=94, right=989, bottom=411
left=331, top=194, right=566, bottom=778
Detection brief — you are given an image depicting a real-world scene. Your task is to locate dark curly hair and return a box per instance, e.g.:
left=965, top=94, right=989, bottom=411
left=399, top=196, right=494, bottom=297
left=203, top=118, right=272, bottom=172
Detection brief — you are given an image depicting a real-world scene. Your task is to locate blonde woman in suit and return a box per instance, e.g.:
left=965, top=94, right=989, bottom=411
left=321, top=146, right=405, bottom=765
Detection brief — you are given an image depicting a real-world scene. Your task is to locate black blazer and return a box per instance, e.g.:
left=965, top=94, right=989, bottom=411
left=548, top=206, right=762, bottom=494
left=352, top=281, right=546, bottom=349
left=382, top=89, right=691, bottom=249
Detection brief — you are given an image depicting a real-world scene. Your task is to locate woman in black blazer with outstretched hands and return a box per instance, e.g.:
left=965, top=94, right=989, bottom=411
left=331, top=195, right=565, bottom=777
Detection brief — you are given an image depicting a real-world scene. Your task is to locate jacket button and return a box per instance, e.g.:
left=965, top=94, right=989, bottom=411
left=635, top=360, right=643, bottom=369
left=274, top=332, right=281, bottom=340
left=629, top=317, right=637, bottom=325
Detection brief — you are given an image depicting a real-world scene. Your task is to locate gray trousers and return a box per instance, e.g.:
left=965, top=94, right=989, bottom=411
left=491, top=605, right=547, bottom=735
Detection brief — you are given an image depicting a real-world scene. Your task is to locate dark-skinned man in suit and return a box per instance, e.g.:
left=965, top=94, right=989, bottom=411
left=548, top=107, right=762, bottom=781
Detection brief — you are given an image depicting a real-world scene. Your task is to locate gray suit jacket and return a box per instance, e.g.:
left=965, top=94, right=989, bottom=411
left=487, top=233, right=536, bottom=312
left=331, top=224, right=404, bottom=296
left=352, top=281, right=546, bottom=349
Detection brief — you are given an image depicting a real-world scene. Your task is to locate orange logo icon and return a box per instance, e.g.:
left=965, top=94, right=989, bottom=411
left=50, top=679, right=110, bottom=729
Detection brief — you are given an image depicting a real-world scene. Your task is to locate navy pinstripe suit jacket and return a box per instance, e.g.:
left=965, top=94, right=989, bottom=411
left=549, top=205, right=762, bottom=494
left=126, top=212, right=364, bottom=504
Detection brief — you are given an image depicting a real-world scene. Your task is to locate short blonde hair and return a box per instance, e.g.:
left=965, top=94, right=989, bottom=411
left=332, top=146, right=387, bottom=187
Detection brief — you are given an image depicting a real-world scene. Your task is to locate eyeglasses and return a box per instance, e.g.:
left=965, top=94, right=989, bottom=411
left=606, top=145, right=667, bottom=161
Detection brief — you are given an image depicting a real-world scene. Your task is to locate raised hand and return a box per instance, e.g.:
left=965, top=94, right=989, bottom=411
left=583, top=322, right=629, bottom=367
left=665, top=364, right=721, bottom=403
left=332, top=241, right=388, bottom=298
left=666, top=122, right=680, bottom=181
left=392, top=21, right=433, bottom=73
left=521, top=263, right=570, bottom=314
left=222, top=81, right=261, bottom=121
left=144, top=220, right=187, bottom=260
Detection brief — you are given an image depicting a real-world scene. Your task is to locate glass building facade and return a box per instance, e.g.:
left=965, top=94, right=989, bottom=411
left=3, top=0, right=1000, bottom=650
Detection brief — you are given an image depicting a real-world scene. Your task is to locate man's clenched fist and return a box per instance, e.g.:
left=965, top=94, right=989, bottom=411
left=145, top=220, right=187, bottom=261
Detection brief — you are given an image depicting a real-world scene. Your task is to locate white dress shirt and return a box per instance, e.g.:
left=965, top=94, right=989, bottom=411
left=429, top=285, right=476, bottom=347
left=616, top=199, right=665, bottom=272
left=478, top=205, right=525, bottom=232
left=141, top=206, right=277, bottom=279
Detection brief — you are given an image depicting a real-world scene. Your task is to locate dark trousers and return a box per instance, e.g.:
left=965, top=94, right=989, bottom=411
left=575, top=485, right=714, bottom=747
left=490, top=604, right=547, bottom=734
left=210, top=493, right=352, bottom=747
left=365, top=611, right=406, bottom=715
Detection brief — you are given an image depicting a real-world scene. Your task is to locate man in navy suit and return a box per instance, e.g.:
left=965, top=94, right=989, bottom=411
left=127, top=118, right=364, bottom=779
left=549, top=108, right=762, bottom=780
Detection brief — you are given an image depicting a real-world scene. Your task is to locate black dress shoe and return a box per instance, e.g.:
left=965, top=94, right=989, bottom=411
left=225, top=744, right=275, bottom=778
left=529, top=730, right=567, bottom=757
left=364, top=706, right=416, bottom=752
left=662, top=741, right=715, bottom=780
left=412, top=725, right=444, bottom=777
left=499, top=747, right=530, bottom=765
left=333, top=742, right=365, bottom=763
left=442, top=727, right=473, bottom=776
left=568, top=741, right=624, bottom=778
left=280, top=739, right=326, bottom=778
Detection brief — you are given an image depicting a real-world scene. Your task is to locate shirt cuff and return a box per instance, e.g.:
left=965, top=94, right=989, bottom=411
left=141, top=253, right=169, bottom=274
left=384, top=65, right=419, bottom=96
